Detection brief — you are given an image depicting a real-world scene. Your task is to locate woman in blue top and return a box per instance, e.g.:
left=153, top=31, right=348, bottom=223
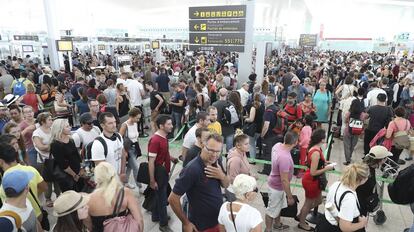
left=75, top=87, right=90, bottom=116
left=313, top=80, right=332, bottom=124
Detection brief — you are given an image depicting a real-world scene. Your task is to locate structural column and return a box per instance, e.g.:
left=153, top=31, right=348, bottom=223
left=43, top=0, right=61, bottom=70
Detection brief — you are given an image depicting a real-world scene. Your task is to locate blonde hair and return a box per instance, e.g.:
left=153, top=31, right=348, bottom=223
left=232, top=174, right=256, bottom=199
left=94, top=162, right=122, bottom=207
left=340, top=163, right=369, bottom=188
left=50, top=119, right=69, bottom=142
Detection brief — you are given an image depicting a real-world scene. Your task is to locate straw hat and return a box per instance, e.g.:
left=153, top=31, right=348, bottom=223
left=53, top=191, right=90, bottom=217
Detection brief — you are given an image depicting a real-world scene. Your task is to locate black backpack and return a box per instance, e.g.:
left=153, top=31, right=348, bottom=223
left=383, top=86, right=394, bottom=106
left=388, top=164, right=414, bottom=204
left=84, top=134, right=122, bottom=166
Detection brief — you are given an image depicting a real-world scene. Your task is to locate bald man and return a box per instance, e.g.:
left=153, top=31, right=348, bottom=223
left=212, top=88, right=236, bottom=152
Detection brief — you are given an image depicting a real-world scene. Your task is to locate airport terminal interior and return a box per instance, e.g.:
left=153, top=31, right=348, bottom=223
left=1, top=0, right=414, bottom=231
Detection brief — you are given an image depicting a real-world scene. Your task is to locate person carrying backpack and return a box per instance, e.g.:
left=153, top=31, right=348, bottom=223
left=385, top=106, right=411, bottom=165
left=213, top=88, right=237, bottom=152
left=11, top=71, right=31, bottom=97
left=90, top=112, right=127, bottom=183
left=282, top=92, right=303, bottom=127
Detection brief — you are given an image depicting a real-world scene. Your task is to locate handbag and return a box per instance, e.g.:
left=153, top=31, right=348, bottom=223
left=280, top=195, right=299, bottom=218
left=349, top=118, right=364, bottom=135
left=242, top=122, right=256, bottom=137
left=103, top=188, right=142, bottom=232
left=318, top=173, right=328, bottom=191
left=29, top=188, right=50, bottom=231
left=393, top=120, right=410, bottom=149
left=366, top=186, right=380, bottom=212
left=136, top=162, right=149, bottom=184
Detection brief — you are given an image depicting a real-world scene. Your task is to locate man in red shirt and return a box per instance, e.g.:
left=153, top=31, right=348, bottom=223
left=148, top=114, right=177, bottom=232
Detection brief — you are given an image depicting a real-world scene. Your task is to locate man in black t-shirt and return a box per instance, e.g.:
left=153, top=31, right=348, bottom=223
left=183, top=127, right=210, bottom=167
left=363, top=93, right=393, bottom=155
left=259, top=93, right=279, bottom=175
left=170, top=83, right=187, bottom=135
left=145, top=81, right=165, bottom=133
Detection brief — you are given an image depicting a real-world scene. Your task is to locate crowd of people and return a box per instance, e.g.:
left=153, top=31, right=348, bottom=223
left=0, top=48, right=413, bottom=232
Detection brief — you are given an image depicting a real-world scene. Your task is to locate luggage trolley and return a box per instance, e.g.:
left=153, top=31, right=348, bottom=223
left=372, top=157, right=399, bottom=225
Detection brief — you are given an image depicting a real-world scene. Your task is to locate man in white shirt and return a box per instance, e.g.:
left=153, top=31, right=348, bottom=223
left=125, top=75, right=146, bottom=136
left=238, top=82, right=250, bottom=107
left=91, top=112, right=127, bottom=182
left=73, top=113, right=101, bottom=149
left=181, top=112, right=210, bottom=160
left=366, top=82, right=386, bottom=107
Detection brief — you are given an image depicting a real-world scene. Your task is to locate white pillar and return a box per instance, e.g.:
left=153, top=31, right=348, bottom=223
left=238, top=0, right=255, bottom=87
left=43, top=0, right=61, bottom=70
left=255, top=41, right=266, bottom=83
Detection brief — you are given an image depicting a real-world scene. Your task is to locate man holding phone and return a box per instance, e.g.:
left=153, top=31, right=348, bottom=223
left=169, top=133, right=230, bottom=232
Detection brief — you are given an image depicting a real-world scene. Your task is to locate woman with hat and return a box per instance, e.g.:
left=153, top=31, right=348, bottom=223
left=218, top=174, right=262, bottom=232
left=53, top=190, right=91, bottom=232
left=356, top=145, right=392, bottom=217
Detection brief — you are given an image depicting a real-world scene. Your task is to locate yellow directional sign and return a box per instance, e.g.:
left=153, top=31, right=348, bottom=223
left=194, top=37, right=200, bottom=43
left=201, top=37, right=207, bottom=44
left=200, top=24, right=207, bottom=31
left=194, top=11, right=199, bottom=17
left=194, top=24, right=200, bottom=30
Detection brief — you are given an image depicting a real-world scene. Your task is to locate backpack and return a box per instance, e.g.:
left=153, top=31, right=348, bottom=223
left=222, top=102, right=239, bottom=126
left=388, top=164, right=414, bottom=204
left=13, top=78, right=27, bottom=96
left=272, top=109, right=288, bottom=135
left=349, top=118, right=364, bottom=135
left=84, top=134, right=122, bottom=167
left=0, top=210, right=22, bottom=232
left=392, top=120, right=410, bottom=150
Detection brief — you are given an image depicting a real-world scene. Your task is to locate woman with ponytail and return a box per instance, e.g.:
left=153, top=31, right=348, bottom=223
left=87, top=162, right=143, bottom=232
left=316, top=163, right=369, bottom=232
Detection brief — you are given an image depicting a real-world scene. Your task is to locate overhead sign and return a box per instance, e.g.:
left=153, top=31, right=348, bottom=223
left=189, top=5, right=246, bottom=52
left=22, top=45, right=34, bottom=52
left=97, top=44, right=106, bottom=50
left=152, top=41, right=160, bottom=49
left=189, top=19, right=245, bottom=32
left=13, top=35, right=39, bottom=41
left=56, top=40, right=73, bottom=52
left=190, top=33, right=244, bottom=45
left=299, top=34, right=318, bottom=47
left=189, top=5, right=246, bottom=19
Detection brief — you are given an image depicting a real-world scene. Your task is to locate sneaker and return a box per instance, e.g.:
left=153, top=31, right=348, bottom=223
left=159, top=225, right=174, bottom=232
left=397, top=159, right=406, bottom=165
left=405, top=157, right=413, bottom=161
left=343, top=161, right=350, bottom=166
left=273, top=223, right=289, bottom=230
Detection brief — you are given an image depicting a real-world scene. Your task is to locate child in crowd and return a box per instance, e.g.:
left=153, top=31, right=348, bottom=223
left=298, top=115, right=314, bottom=177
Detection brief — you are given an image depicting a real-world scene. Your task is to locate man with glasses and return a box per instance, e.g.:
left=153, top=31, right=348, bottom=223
left=169, top=133, right=230, bottom=232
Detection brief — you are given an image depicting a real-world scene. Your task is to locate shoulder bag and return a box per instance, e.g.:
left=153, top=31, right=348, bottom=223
left=103, top=187, right=142, bottom=232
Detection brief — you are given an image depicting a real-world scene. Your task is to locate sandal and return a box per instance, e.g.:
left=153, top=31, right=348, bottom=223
left=298, top=224, right=315, bottom=231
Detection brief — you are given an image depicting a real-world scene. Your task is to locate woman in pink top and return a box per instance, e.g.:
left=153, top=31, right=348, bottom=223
left=385, top=106, right=411, bottom=164
left=298, top=115, right=314, bottom=177
left=227, top=130, right=253, bottom=183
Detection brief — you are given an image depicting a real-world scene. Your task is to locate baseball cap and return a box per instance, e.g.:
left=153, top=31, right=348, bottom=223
left=2, top=170, right=34, bottom=197
left=367, top=145, right=393, bottom=159
left=79, top=112, right=94, bottom=125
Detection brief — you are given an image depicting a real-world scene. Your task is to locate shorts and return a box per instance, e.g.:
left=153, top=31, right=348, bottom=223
left=265, top=186, right=287, bottom=218
left=151, top=110, right=160, bottom=122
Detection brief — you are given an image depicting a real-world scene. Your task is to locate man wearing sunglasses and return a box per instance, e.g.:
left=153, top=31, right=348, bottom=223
left=169, top=133, right=230, bottom=232
left=73, top=112, right=101, bottom=152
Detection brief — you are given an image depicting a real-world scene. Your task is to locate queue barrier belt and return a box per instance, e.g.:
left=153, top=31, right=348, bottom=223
left=138, top=121, right=396, bottom=204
